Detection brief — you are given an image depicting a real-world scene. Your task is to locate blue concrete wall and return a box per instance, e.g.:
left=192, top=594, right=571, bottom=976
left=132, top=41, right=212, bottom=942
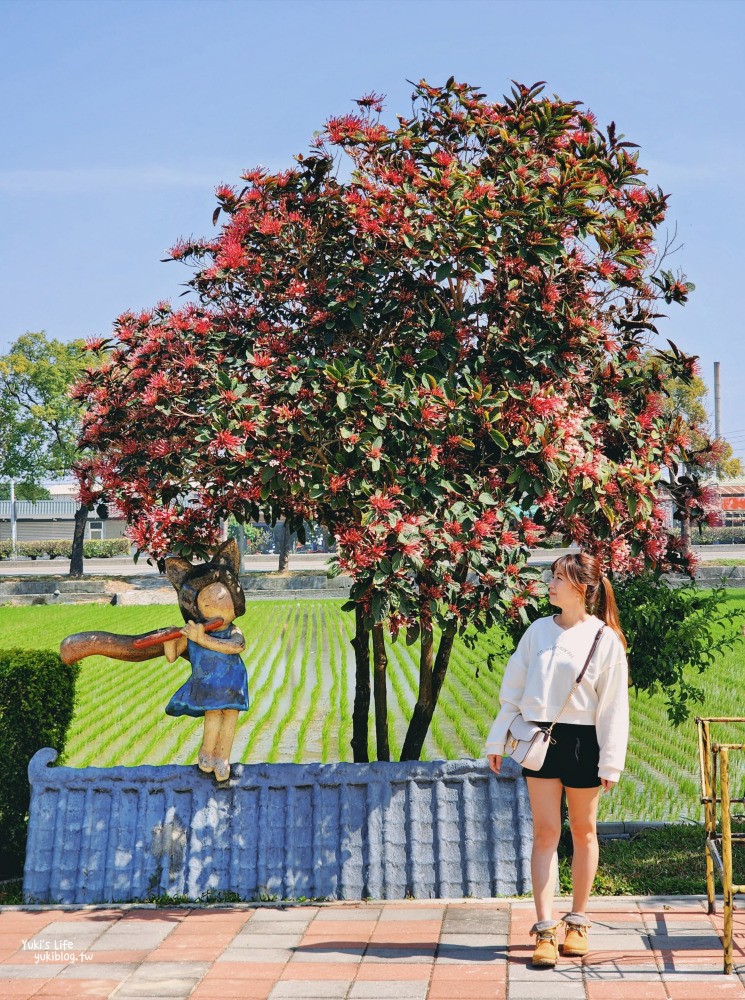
left=23, top=749, right=533, bottom=904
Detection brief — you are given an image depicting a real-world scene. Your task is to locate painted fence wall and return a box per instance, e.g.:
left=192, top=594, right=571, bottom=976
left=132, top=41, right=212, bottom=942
left=24, top=750, right=532, bottom=904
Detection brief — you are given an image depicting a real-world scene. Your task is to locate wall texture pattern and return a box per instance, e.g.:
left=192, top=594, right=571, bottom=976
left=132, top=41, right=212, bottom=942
left=24, top=750, right=532, bottom=904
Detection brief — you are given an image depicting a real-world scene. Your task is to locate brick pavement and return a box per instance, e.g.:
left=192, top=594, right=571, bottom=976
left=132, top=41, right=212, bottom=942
left=0, top=897, right=743, bottom=1000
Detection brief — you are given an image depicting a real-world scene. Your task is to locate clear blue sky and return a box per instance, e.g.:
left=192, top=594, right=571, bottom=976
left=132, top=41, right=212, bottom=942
left=2, top=0, right=744, bottom=461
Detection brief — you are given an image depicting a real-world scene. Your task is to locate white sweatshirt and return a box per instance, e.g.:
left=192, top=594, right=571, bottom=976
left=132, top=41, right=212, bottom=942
left=485, top=614, right=630, bottom=782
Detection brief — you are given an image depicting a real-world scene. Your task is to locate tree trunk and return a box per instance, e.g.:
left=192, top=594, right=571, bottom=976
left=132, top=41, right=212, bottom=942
left=371, top=623, right=390, bottom=761
left=350, top=605, right=371, bottom=763
left=235, top=522, right=246, bottom=573
left=68, top=504, right=88, bottom=578
left=680, top=511, right=692, bottom=558
left=401, top=565, right=466, bottom=761
left=400, top=620, right=458, bottom=761
left=277, top=520, right=291, bottom=572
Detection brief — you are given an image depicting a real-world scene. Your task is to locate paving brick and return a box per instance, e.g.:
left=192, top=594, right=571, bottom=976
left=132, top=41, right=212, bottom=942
left=347, top=982, right=428, bottom=999
left=227, top=934, right=302, bottom=950
left=212, top=959, right=286, bottom=977
left=430, top=964, right=506, bottom=981
left=581, top=936, right=652, bottom=954
left=509, top=984, right=586, bottom=1000
left=508, top=962, right=585, bottom=983
left=122, top=961, right=210, bottom=978
left=250, top=909, right=318, bottom=924
left=442, top=916, right=508, bottom=936
left=110, top=981, right=200, bottom=998
left=0, top=965, right=67, bottom=979
left=219, top=947, right=294, bottom=963
left=55, top=962, right=136, bottom=980
left=268, top=981, right=349, bottom=998
left=313, top=908, right=382, bottom=922
left=363, top=947, right=434, bottom=964
left=378, top=908, right=444, bottom=922
left=585, top=983, right=668, bottom=999
left=354, top=963, right=431, bottom=980
left=438, top=933, right=507, bottom=949
left=288, top=947, right=364, bottom=964
left=190, top=983, right=274, bottom=1000
left=28, top=980, right=120, bottom=997
left=436, top=944, right=506, bottom=964
left=0, top=982, right=46, bottom=998
left=428, top=981, right=511, bottom=999
left=665, top=982, right=745, bottom=998
left=242, top=921, right=312, bottom=936
left=278, top=963, right=355, bottom=980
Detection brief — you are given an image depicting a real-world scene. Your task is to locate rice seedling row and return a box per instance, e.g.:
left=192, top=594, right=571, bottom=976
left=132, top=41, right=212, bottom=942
left=238, top=605, right=305, bottom=761
left=268, top=607, right=313, bottom=762
left=321, top=605, right=342, bottom=762
left=294, top=606, right=325, bottom=763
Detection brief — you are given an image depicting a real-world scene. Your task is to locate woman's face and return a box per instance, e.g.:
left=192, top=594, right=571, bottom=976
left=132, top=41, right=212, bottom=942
left=548, top=566, right=585, bottom=610
left=196, top=582, right=236, bottom=625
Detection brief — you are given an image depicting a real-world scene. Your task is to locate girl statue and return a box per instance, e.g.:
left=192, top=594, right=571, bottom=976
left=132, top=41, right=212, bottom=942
left=60, top=538, right=248, bottom=783
left=161, top=540, right=248, bottom=782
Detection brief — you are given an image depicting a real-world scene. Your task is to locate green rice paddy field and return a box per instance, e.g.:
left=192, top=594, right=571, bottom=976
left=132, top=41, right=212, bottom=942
left=2, top=596, right=745, bottom=823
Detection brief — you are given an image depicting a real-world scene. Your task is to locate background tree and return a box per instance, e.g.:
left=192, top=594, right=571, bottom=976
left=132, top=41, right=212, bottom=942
left=639, top=352, right=742, bottom=554
left=0, top=483, right=52, bottom=501
left=0, top=333, right=90, bottom=576
left=75, top=79, right=701, bottom=760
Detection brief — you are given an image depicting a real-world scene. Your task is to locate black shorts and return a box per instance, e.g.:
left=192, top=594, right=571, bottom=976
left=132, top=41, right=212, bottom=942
left=521, top=722, right=601, bottom=788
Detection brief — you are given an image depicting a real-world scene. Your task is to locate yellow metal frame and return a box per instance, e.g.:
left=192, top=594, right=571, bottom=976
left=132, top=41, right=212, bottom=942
left=696, top=717, right=745, bottom=974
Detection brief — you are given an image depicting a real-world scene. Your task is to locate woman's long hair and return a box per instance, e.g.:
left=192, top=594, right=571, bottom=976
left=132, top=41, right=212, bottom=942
left=551, top=553, right=627, bottom=649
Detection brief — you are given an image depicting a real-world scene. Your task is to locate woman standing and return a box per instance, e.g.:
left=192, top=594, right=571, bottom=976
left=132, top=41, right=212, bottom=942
left=486, top=553, right=629, bottom=967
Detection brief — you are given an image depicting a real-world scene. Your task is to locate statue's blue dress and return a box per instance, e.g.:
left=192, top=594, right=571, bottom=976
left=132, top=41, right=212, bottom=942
left=165, top=627, right=249, bottom=718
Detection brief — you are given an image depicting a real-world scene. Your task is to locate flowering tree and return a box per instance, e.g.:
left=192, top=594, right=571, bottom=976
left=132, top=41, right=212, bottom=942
left=74, top=79, right=702, bottom=761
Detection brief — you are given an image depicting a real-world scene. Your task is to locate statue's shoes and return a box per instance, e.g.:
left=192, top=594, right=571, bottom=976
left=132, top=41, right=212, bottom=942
left=198, top=751, right=215, bottom=774
left=213, top=758, right=231, bottom=782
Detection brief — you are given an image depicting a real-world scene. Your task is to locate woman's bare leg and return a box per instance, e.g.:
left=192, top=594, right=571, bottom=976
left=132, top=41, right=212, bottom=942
left=565, top=784, right=602, bottom=914
left=526, top=777, right=564, bottom=922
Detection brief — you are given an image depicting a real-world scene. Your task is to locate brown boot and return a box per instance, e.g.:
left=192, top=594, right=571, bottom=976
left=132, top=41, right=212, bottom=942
left=561, top=914, right=590, bottom=957
left=530, top=922, right=561, bottom=967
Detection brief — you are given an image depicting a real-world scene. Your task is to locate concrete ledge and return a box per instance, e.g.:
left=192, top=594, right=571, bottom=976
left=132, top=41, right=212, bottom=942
left=23, top=750, right=532, bottom=905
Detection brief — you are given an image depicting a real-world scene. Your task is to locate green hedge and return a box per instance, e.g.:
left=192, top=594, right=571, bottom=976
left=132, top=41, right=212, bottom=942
left=82, top=539, right=131, bottom=558
left=0, top=538, right=131, bottom=560
left=0, top=649, right=80, bottom=877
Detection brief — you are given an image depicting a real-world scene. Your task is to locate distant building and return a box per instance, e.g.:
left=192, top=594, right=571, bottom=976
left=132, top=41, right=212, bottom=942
left=717, top=477, right=745, bottom=528
left=0, top=481, right=127, bottom=543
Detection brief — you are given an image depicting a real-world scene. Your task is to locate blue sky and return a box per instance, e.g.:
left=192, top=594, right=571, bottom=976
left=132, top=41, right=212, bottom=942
left=2, top=0, right=744, bottom=461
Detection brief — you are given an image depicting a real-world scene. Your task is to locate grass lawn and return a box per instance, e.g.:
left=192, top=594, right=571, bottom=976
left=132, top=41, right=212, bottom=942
left=1, top=594, right=745, bottom=823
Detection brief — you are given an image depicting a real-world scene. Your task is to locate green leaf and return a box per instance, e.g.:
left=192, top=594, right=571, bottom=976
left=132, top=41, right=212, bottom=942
left=489, top=429, right=508, bottom=449
left=337, top=392, right=348, bottom=411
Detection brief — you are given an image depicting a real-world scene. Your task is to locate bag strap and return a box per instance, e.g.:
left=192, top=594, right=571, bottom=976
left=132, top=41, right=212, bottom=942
left=545, top=625, right=605, bottom=739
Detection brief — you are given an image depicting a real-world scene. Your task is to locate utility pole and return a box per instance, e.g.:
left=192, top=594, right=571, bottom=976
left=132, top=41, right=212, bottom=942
left=714, top=361, right=721, bottom=441
left=9, top=479, right=17, bottom=558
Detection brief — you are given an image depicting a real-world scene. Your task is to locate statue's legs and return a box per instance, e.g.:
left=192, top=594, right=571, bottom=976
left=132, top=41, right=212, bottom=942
left=213, top=709, right=239, bottom=780
left=198, top=709, right=223, bottom=772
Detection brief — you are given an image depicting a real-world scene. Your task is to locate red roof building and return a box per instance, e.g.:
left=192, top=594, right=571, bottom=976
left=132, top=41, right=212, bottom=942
left=717, top=478, right=745, bottom=527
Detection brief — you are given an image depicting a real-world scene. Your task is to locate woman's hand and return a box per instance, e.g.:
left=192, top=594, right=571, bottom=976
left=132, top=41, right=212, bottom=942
left=600, top=778, right=616, bottom=793
left=487, top=754, right=502, bottom=775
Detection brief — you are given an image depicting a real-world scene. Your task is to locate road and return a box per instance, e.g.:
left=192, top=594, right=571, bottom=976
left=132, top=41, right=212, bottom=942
left=0, top=545, right=742, bottom=576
